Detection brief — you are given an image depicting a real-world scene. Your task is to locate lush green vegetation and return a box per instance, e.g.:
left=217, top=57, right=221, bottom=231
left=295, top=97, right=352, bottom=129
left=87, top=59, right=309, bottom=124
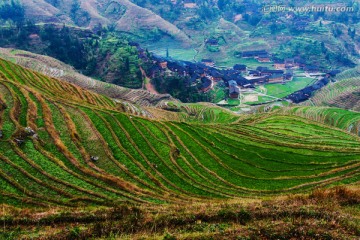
left=0, top=58, right=359, bottom=207
left=151, top=73, right=214, bottom=103
left=0, top=22, right=144, bottom=88
left=258, top=77, right=316, bottom=99
left=0, top=53, right=359, bottom=239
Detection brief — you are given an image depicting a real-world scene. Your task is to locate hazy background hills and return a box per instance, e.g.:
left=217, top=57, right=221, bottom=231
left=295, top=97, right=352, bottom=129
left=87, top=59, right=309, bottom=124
left=15, top=0, right=360, bottom=68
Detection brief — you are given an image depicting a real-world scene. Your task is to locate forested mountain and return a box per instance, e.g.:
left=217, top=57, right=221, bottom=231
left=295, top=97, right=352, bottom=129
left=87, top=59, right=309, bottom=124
left=2, top=0, right=356, bottom=68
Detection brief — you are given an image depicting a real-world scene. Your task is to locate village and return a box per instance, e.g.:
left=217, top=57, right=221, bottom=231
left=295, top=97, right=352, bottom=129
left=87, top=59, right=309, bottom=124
left=140, top=45, right=339, bottom=106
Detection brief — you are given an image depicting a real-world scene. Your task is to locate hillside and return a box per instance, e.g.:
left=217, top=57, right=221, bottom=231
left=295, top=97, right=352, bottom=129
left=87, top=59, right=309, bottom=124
left=127, top=0, right=360, bottom=68
left=0, top=48, right=178, bottom=109
left=0, top=0, right=355, bottom=69
left=0, top=58, right=360, bottom=238
left=19, top=0, right=194, bottom=46
left=303, top=66, right=360, bottom=110
left=1, top=57, right=360, bottom=200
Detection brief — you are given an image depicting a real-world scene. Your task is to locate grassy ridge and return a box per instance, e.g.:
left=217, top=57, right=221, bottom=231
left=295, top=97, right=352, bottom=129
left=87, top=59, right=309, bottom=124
left=0, top=58, right=359, bottom=208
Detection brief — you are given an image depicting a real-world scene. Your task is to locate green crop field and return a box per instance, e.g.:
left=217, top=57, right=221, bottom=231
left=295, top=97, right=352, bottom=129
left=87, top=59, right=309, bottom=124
left=0, top=58, right=359, bottom=210
left=257, top=77, right=316, bottom=99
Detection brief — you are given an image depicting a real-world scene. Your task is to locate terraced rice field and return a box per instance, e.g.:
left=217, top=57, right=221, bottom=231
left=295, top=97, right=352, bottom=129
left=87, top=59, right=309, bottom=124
left=305, top=66, right=360, bottom=110
left=0, top=59, right=359, bottom=207
left=282, top=106, right=360, bottom=135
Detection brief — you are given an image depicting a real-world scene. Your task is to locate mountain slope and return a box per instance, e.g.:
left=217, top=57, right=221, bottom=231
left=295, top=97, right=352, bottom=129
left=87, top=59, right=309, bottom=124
left=0, top=58, right=360, bottom=208
left=20, top=0, right=194, bottom=46
left=12, top=0, right=359, bottom=68
left=0, top=48, right=178, bottom=109
left=303, top=66, right=360, bottom=110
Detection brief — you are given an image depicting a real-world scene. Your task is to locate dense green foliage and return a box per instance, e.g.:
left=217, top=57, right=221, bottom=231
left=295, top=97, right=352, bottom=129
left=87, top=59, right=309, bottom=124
left=0, top=22, right=144, bottom=88
left=0, top=0, right=24, bottom=26
left=151, top=73, right=213, bottom=102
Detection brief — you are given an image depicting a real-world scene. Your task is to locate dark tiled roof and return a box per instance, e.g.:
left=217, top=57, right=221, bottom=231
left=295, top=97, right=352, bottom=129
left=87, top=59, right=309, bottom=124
left=201, top=59, right=214, bottom=63
left=233, top=64, right=247, bottom=70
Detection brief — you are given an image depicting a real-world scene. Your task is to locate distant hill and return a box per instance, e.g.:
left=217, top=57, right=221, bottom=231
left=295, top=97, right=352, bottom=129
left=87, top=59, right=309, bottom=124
left=12, top=0, right=359, bottom=69
left=19, top=0, right=194, bottom=46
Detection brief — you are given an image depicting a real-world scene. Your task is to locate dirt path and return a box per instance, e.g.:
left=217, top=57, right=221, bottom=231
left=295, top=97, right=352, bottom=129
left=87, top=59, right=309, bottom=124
left=145, top=81, right=159, bottom=95
left=140, top=67, right=159, bottom=95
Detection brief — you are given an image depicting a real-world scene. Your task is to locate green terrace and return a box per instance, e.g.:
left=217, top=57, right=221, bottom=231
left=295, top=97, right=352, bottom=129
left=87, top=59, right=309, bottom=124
left=0, top=58, right=359, bottom=207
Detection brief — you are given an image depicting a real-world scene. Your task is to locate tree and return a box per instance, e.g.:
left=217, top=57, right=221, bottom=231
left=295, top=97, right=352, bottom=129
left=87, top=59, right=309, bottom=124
left=321, top=42, right=326, bottom=53
left=0, top=0, right=25, bottom=26
left=70, top=0, right=80, bottom=21
left=270, top=23, right=278, bottom=34
left=348, top=28, right=356, bottom=39
left=125, top=57, right=130, bottom=72
left=217, top=0, right=229, bottom=11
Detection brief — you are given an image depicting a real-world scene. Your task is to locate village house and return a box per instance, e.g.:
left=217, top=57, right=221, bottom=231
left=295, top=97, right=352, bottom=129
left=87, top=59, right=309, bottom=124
left=249, top=70, right=261, bottom=76
left=274, top=61, right=286, bottom=70
left=284, top=72, right=293, bottom=81
left=326, top=70, right=341, bottom=78
left=285, top=58, right=295, bottom=69
left=201, top=59, right=215, bottom=67
left=252, top=76, right=269, bottom=85
left=268, top=74, right=284, bottom=84
left=256, top=66, right=268, bottom=72
left=210, top=69, right=223, bottom=81
left=294, top=58, right=307, bottom=69
left=257, top=54, right=271, bottom=63
left=228, top=80, right=240, bottom=99
left=183, top=0, right=197, bottom=8
left=241, top=50, right=268, bottom=58
left=287, top=77, right=329, bottom=103
left=200, top=77, right=212, bottom=93
left=305, top=66, right=320, bottom=73
left=260, top=69, right=284, bottom=76
left=233, top=64, right=247, bottom=72
left=159, top=61, right=168, bottom=69
left=206, top=38, right=219, bottom=46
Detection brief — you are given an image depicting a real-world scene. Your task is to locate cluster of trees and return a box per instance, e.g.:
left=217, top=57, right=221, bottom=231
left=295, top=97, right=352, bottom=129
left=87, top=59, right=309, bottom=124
left=218, top=0, right=262, bottom=26
left=0, top=0, right=25, bottom=27
left=348, top=27, right=356, bottom=39
left=151, top=73, right=213, bottom=103
left=0, top=0, right=143, bottom=88
left=274, top=38, right=355, bottom=69
left=0, top=19, right=144, bottom=88
left=44, top=0, right=60, bottom=8
left=40, top=25, right=89, bottom=70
